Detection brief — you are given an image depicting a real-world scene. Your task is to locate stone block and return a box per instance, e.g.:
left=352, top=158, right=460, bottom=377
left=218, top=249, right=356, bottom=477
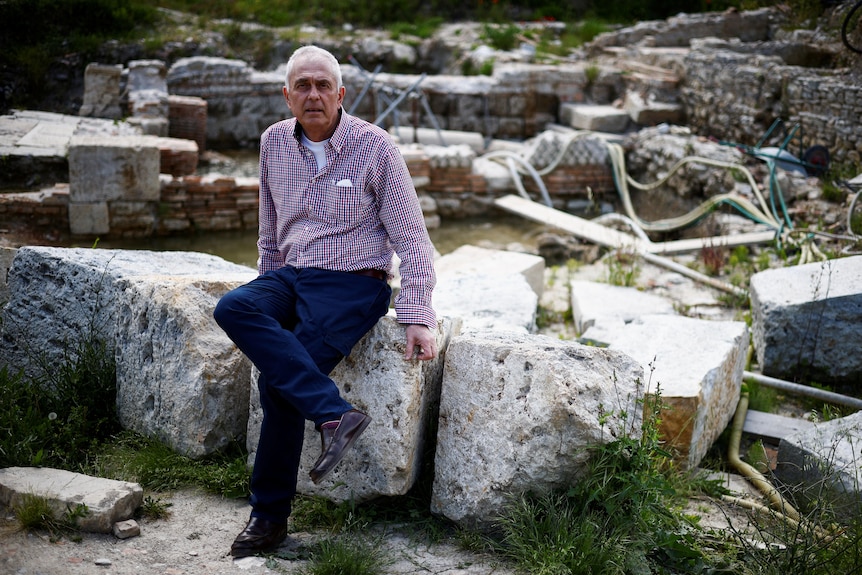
left=0, top=247, right=258, bottom=458
left=571, top=280, right=678, bottom=337
left=246, top=313, right=459, bottom=502
left=581, top=314, right=747, bottom=469
left=776, top=410, right=862, bottom=521
left=0, top=467, right=142, bottom=533
left=79, top=63, right=123, bottom=119
left=559, top=103, right=631, bottom=133
left=750, top=256, right=862, bottom=385
left=431, top=332, right=644, bottom=529
left=434, top=273, right=537, bottom=334
left=434, top=245, right=545, bottom=299
left=68, top=201, right=110, bottom=235
left=69, top=135, right=161, bottom=203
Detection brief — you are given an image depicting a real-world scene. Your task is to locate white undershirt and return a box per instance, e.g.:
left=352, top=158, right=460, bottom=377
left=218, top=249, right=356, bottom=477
left=300, top=133, right=328, bottom=173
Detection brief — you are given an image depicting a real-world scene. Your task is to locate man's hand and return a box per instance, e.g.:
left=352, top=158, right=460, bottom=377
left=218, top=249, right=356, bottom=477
left=404, top=324, right=437, bottom=361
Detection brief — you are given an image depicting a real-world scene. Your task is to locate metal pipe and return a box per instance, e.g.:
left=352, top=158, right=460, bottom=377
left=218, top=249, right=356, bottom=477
left=743, top=371, right=862, bottom=411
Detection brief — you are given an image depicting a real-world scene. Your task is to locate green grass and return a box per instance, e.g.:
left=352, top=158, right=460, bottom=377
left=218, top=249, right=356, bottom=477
left=301, top=536, right=390, bottom=575
left=14, top=493, right=90, bottom=540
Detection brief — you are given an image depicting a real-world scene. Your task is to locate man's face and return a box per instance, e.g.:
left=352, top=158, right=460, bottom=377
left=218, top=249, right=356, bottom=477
left=284, top=57, right=345, bottom=142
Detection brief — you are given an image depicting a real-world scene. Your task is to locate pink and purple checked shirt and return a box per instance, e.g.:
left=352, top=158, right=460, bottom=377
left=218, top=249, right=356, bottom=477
left=257, top=110, right=437, bottom=330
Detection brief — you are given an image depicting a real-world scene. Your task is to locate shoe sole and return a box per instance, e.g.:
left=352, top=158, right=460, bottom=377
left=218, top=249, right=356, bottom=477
left=309, top=414, right=371, bottom=484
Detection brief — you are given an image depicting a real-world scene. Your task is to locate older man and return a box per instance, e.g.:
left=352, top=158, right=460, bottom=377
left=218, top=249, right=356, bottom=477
left=214, top=45, right=437, bottom=557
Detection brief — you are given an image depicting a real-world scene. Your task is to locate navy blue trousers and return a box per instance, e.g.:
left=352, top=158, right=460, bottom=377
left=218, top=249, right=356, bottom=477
left=213, top=266, right=392, bottom=522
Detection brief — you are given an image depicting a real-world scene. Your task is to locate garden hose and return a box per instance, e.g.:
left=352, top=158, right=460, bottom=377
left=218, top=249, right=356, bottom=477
left=727, top=388, right=801, bottom=523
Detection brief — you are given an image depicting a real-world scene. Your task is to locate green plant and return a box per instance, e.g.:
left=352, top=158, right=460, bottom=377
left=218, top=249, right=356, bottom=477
left=137, top=495, right=173, bottom=520
left=301, top=536, right=390, bottom=575
left=14, top=493, right=89, bottom=540
left=479, top=59, right=495, bottom=76
left=482, top=23, right=520, bottom=51
left=605, top=250, right=640, bottom=287
left=89, top=431, right=251, bottom=498
left=584, top=63, right=600, bottom=86
left=388, top=17, right=444, bottom=40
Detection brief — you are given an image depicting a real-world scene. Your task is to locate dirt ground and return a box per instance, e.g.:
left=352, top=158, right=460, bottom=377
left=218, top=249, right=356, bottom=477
left=0, top=475, right=769, bottom=575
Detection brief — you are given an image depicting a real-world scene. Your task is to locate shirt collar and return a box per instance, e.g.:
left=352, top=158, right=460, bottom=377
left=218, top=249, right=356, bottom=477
left=292, top=108, right=349, bottom=150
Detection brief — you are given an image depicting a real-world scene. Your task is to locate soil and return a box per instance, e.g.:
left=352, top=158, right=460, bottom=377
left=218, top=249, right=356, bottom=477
left=0, top=479, right=765, bottom=575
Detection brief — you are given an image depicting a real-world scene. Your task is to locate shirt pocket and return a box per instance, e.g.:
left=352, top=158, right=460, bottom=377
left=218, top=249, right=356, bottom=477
left=319, top=180, right=372, bottom=223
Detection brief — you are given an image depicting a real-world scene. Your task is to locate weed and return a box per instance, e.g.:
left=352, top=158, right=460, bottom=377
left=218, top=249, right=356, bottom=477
left=301, top=535, right=390, bottom=575
left=89, top=431, right=250, bottom=498
left=137, top=495, right=173, bottom=520
left=700, top=243, right=727, bottom=275
left=482, top=23, right=520, bottom=51
left=14, top=493, right=89, bottom=541
left=479, top=59, right=495, bottom=76
left=584, top=63, right=600, bottom=86
left=605, top=249, right=640, bottom=287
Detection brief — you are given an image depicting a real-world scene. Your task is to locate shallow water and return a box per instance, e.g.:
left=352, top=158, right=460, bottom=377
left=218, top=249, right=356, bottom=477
left=95, top=215, right=543, bottom=269
left=92, top=150, right=545, bottom=267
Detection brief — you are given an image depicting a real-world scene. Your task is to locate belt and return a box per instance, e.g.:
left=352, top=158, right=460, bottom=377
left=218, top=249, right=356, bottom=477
left=350, top=268, right=388, bottom=281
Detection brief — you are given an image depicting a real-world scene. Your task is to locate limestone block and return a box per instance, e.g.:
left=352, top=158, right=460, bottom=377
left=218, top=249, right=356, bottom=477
left=0, top=467, right=142, bottom=533
left=79, top=63, right=123, bottom=119
left=623, top=90, right=685, bottom=126
left=0, top=247, right=258, bottom=458
left=68, top=135, right=160, bottom=203
left=434, top=245, right=545, bottom=299
left=68, top=201, right=110, bottom=235
left=247, top=313, right=459, bottom=502
left=127, top=60, right=168, bottom=93
left=571, top=280, right=678, bottom=337
left=776, top=411, right=862, bottom=521
left=750, top=256, right=862, bottom=384
left=559, top=103, right=631, bottom=133
left=581, top=314, right=747, bottom=469
left=431, top=332, right=644, bottom=529
left=434, top=274, right=537, bottom=334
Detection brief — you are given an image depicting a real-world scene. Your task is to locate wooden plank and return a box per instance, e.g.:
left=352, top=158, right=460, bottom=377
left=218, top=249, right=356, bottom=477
left=742, top=409, right=814, bottom=443
left=493, top=194, right=648, bottom=251
left=493, top=194, right=776, bottom=255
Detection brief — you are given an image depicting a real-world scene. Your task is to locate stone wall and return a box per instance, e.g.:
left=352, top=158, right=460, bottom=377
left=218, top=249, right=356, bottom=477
left=681, top=40, right=861, bottom=165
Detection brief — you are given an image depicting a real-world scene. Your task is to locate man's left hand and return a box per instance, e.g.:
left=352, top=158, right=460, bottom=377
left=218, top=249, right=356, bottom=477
left=404, top=324, right=437, bottom=361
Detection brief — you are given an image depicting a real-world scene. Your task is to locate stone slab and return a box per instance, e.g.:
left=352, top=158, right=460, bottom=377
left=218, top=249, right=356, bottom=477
left=571, top=279, right=678, bottom=336
left=559, top=103, right=631, bottom=133
left=750, top=255, right=862, bottom=384
left=434, top=273, right=537, bottom=334
left=434, top=244, right=545, bottom=299
left=431, top=331, right=644, bottom=528
left=0, top=467, right=142, bottom=533
left=247, top=313, right=459, bottom=503
left=1, top=247, right=258, bottom=458
left=776, top=410, right=862, bottom=521
left=581, top=313, right=747, bottom=469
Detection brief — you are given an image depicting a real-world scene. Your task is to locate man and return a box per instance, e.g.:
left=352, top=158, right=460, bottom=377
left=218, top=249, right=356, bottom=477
left=213, top=45, right=437, bottom=558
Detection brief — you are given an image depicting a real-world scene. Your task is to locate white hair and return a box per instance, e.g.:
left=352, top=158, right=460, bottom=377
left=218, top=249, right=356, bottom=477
left=284, top=45, right=342, bottom=89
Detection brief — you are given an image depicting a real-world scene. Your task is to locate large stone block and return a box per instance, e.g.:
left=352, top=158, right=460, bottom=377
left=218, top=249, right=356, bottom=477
left=431, top=332, right=644, bottom=529
left=434, top=273, right=537, bottom=334
left=750, top=256, right=862, bottom=384
left=0, top=247, right=258, bottom=458
left=68, top=135, right=160, bottom=203
left=79, top=63, right=123, bottom=119
left=435, top=245, right=545, bottom=299
left=582, top=314, right=747, bottom=469
left=246, top=313, right=459, bottom=503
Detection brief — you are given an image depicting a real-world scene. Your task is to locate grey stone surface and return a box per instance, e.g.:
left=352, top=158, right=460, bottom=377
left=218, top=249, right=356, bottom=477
left=247, top=313, right=460, bottom=503
left=434, top=273, right=537, bottom=335
left=559, top=103, right=631, bottom=133
left=434, top=244, right=545, bottom=299
left=581, top=313, right=747, bottom=470
left=79, top=63, right=123, bottom=119
left=750, top=255, right=862, bottom=384
left=0, top=247, right=258, bottom=458
left=68, top=135, right=161, bottom=203
left=0, top=467, right=142, bottom=533
left=571, top=279, right=678, bottom=336
left=431, top=331, right=644, bottom=528
left=776, top=410, right=862, bottom=520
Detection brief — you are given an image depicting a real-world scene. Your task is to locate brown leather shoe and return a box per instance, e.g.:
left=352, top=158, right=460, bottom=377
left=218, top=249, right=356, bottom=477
left=230, top=516, right=288, bottom=558
left=309, top=409, right=371, bottom=484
